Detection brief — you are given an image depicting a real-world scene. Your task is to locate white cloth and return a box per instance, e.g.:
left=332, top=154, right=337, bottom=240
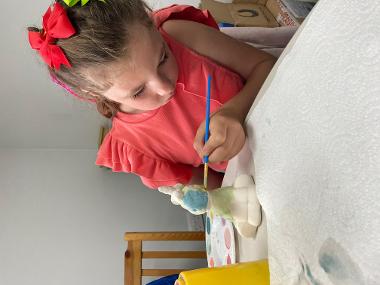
left=221, top=26, right=299, bottom=263
left=211, top=25, right=298, bottom=264
left=222, top=26, right=298, bottom=58
left=223, top=141, right=269, bottom=263
left=245, top=0, right=380, bottom=284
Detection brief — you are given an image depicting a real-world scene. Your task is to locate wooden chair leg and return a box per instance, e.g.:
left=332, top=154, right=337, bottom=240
left=125, top=240, right=142, bottom=285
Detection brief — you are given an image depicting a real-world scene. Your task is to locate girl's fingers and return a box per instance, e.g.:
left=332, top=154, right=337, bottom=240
left=194, top=109, right=245, bottom=162
left=208, top=128, right=245, bottom=162
left=208, top=144, right=230, bottom=162
left=202, top=124, right=227, bottom=157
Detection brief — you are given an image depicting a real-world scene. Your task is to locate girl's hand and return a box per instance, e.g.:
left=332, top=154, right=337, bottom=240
left=193, top=107, right=246, bottom=163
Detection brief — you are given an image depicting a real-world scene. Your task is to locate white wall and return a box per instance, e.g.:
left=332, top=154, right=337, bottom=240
left=0, top=0, right=204, bottom=284
left=0, top=0, right=106, bottom=149
left=0, top=149, right=206, bottom=285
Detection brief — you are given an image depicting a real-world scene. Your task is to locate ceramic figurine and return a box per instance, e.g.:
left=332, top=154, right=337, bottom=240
left=158, top=175, right=261, bottom=238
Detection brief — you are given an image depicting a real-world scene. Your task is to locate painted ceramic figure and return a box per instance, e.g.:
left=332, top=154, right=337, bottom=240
left=159, top=175, right=262, bottom=238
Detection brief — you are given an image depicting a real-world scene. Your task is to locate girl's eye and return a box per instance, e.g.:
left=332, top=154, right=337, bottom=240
left=160, top=51, right=168, bottom=65
left=130, top=49, right=168, bottom=100
left=132, top=87, right=144, bottom=99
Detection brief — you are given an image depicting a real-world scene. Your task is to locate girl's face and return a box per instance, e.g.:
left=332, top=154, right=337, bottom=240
left=101, top=23, right=178, bottom=114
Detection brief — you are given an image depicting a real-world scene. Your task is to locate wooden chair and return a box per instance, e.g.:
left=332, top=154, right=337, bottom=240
left=124, top=231, right=207, bottom=285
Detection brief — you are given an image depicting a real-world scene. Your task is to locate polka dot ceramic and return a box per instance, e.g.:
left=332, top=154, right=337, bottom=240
left=205, top=213, right=236, bottom=267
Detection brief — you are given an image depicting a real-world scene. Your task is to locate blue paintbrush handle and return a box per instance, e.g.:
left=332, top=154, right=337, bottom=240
left=204, top=75, right=211, bottom=164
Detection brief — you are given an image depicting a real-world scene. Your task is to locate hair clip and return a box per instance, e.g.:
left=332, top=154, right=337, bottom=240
left=28, top=2, right=75, bottom=70
left=63, top=0, right=106, bottom=7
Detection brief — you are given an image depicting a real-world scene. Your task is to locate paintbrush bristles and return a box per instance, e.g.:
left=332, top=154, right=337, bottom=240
left=203, top=163, right=208, bottom=189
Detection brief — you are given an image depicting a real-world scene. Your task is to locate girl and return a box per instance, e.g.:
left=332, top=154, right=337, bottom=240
left=28, top=0, right=275, bottom=189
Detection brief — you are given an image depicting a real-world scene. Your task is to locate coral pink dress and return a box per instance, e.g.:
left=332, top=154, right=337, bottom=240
left=96, top=5, right=244, bottom=188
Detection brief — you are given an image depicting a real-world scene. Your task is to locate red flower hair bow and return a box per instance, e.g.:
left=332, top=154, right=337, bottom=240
left=28, top=3, right=76, bottom=70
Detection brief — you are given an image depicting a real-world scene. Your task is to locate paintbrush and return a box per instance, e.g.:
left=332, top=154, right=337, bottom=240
left=203, top=75, right=212, bottom=190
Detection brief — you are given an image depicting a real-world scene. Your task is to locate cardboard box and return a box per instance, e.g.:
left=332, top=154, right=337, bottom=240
left=265, top=0, right=301, bottom=26
left=201, top=0, right=279, bottom=27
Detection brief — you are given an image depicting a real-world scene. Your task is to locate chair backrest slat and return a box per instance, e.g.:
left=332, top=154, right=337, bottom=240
left=124, top=231, right=206, bottom=285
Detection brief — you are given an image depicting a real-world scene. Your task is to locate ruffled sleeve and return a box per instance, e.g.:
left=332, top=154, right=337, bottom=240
left=153, top=5, right=219, bottom=30
left=96, top=133, right=193, bottom=189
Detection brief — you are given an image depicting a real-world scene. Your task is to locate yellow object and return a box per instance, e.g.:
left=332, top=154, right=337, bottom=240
left=175, top=259, right=269, bottom=285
